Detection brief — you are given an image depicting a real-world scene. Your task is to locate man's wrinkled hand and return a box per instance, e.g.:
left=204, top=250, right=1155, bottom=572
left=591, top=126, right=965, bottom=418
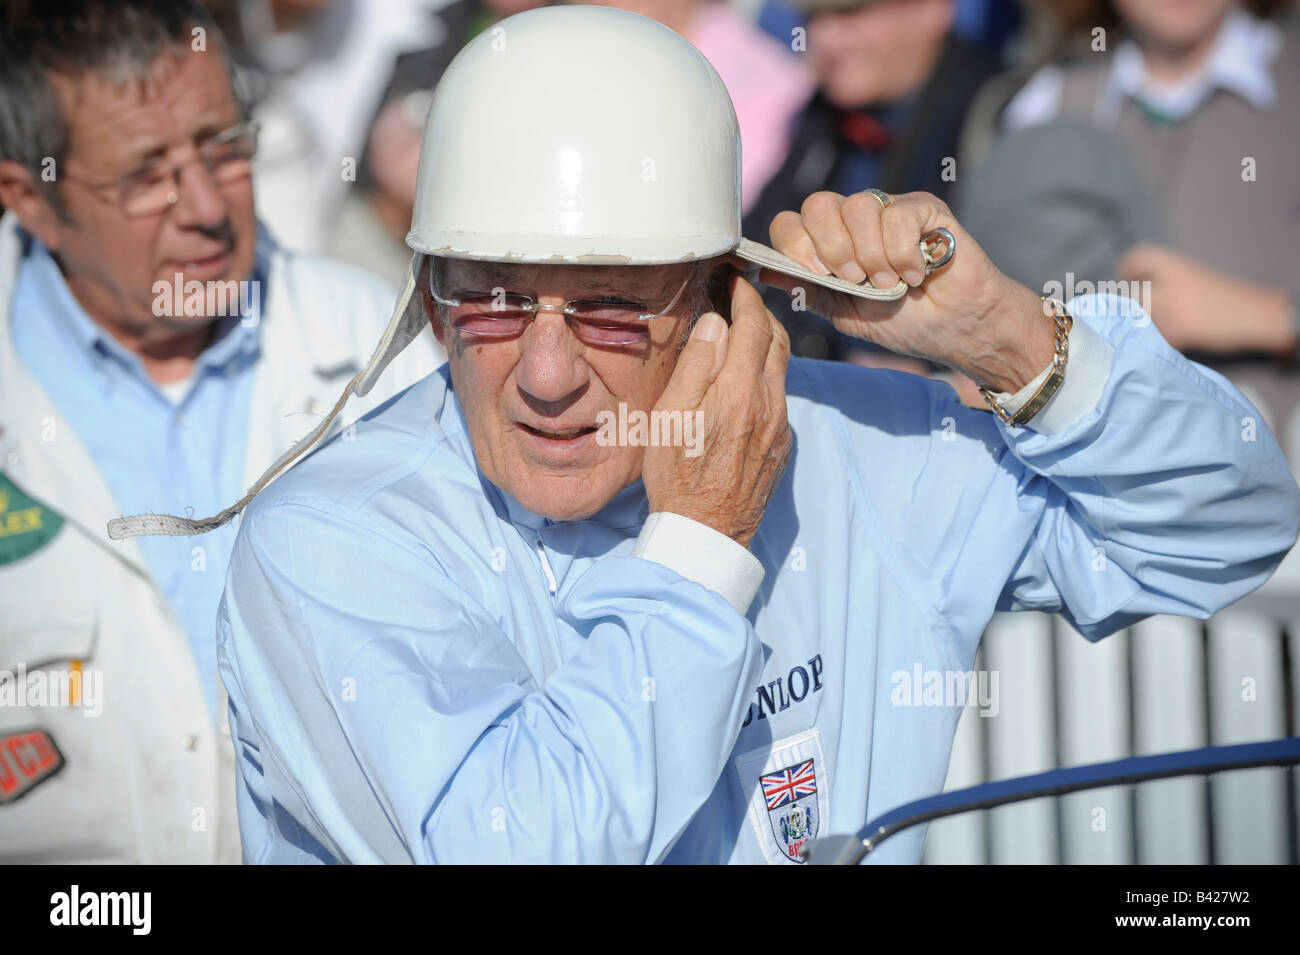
left=642, top=274, right=792, bottom=548
left=764, top=190, right=1054, bottom=395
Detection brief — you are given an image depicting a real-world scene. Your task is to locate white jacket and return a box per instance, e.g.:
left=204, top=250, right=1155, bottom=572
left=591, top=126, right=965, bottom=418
left=0, top=213, right=440, bottom=862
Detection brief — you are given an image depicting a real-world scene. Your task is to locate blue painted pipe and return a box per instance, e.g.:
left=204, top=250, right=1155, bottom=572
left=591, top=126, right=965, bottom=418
left=805, top=736, right=1300, bottom=865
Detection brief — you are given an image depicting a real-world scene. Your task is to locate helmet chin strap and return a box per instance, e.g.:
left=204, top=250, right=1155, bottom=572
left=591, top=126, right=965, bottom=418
left=355, top=252, right=431, bottom=398
left=107, top=253, right=429, bottom=540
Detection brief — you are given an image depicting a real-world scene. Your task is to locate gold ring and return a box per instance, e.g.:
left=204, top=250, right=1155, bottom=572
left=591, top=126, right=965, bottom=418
left=865, top=188, right=892, bottom=209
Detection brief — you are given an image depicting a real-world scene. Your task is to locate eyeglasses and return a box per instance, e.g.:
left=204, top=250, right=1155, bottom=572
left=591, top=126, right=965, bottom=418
left=61, top=120, right=260, bottom=218
left=431, top=271, right=694, bottom=347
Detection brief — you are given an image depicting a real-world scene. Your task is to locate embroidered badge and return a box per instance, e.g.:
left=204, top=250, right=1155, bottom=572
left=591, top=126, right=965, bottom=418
left=735, top=727, right=830, bottom=865
left=0, top=728, right=65, bottom=804
left=761, top=759, right=820, bottom=863
left=0, top=474, right=64, bottom=566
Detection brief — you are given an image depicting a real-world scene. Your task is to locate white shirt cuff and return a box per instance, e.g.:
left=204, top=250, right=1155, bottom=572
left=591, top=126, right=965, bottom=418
left=632, top=512, right=765, bottom=615
left=991, top=313, right=1114, bottom=434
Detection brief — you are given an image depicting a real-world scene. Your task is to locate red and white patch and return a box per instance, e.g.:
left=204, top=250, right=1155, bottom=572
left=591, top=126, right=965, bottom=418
left=0, top=729, right=64, bottom=804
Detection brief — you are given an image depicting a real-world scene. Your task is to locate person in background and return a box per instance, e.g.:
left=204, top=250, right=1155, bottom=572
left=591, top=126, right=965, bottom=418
left=743, top=0, right=1004, bottom=367
left=206, top=0, right=447, bottom=254
left=758, top=0, right=1025, bottom=60
left=960, top=0, right=1299, bottom=448
left=0, top=0, right=437, bottom=862
left=326, top=0, right=545, bottom=285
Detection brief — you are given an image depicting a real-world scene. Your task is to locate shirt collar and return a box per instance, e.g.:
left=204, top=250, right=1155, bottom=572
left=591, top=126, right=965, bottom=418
left=197, top=311, right=262, bottom=371
left=492, top=476, right=650, bottom=535
left=1101, top=8, right=1282, bottom=123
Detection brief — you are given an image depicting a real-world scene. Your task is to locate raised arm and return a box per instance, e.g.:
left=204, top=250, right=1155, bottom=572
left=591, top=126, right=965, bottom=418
left=764, top=189, right=1300, bottom=638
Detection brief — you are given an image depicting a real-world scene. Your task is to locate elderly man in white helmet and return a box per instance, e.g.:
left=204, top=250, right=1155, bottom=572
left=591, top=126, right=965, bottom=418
left=138, top=7, right=1298, bottom=863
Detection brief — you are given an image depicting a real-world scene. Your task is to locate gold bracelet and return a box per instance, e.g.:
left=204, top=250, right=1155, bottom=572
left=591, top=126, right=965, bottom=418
left=980, top=298, right=1073, bottom=428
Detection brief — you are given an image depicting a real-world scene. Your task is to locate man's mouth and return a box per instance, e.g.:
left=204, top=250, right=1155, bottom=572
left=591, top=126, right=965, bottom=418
left=168, top=245, right=234, bottom=279
left=519, top=423, right=598, bottom=441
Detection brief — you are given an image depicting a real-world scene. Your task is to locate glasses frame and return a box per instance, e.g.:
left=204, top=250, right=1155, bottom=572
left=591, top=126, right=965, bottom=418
left=430, top=268, right=696, bottom=345
left=59, top=119, right=261, bottom=218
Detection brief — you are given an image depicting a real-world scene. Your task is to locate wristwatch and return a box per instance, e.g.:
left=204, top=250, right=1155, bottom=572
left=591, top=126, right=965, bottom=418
left=980, top=298, right=1073, bottom=428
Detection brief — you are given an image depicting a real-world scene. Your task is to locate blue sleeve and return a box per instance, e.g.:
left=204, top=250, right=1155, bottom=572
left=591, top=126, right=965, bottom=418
left=812, top=292, right=1300, bottom=642
left=217, top=498, right=763, bottom=864
left=985, top=293, right=1300, bottom=637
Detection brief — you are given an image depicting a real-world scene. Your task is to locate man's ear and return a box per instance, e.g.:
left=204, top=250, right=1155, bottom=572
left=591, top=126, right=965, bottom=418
left=414, top=258, right=447, bottom=348
left=0, top=159, right=64, bottom=251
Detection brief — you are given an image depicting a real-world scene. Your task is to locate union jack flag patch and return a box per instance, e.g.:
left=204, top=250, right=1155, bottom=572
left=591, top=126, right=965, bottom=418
left=760, top=758, right=819, bottom=862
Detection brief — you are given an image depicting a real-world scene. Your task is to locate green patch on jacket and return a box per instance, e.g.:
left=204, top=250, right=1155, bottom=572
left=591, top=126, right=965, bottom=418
left=0, top=473, right=64, bottom=565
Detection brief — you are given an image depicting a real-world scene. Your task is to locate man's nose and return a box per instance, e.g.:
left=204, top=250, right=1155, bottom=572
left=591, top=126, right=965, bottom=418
left=169, top=157, right=228, bottom=230
left=515, top=311, right=589, bottom=406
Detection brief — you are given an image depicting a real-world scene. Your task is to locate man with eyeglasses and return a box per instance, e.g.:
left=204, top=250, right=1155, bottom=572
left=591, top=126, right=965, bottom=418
left=148, top=7, right=1299, bottom=864
left=0, top=0, right=436, bottom=862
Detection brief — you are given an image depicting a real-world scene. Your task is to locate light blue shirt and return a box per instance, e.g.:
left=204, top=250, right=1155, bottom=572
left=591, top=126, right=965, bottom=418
left=217, top=293, right=1300, bottom=863
left=12, top=236, right=262, bottom=721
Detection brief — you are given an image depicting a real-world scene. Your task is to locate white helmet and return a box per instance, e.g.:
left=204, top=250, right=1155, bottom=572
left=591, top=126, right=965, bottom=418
left=411, top=4, right=741, bottom=265
left=356, top=5, right=908, bottom=395
left=108, top=5, right=911, bottom=539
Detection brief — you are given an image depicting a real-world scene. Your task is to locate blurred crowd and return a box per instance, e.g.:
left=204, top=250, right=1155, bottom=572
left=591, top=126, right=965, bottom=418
left=206, top=0, right=1299, bottom=442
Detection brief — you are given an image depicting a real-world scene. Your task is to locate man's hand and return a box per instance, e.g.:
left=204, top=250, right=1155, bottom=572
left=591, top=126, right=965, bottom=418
left=642, top=274, right=792, bottom=548
left=765, top=190, right=1055, bottom=394
left=1118, top=244, right=1296, bottom=358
